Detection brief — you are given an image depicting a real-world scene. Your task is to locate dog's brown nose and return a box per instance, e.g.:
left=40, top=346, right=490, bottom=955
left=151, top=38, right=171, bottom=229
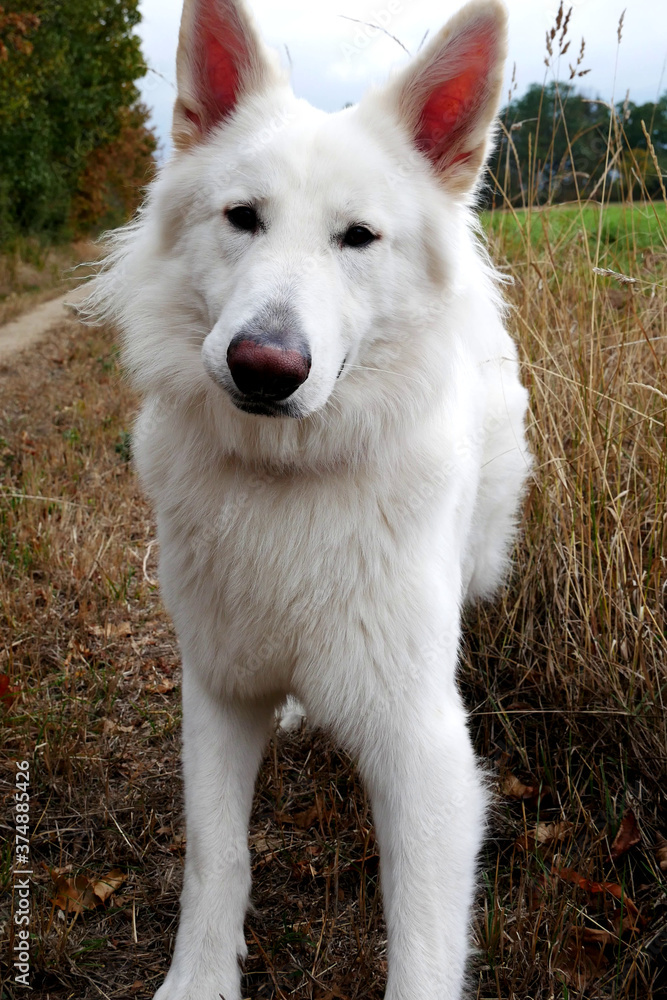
left=227, top=337, right=311, bottom=401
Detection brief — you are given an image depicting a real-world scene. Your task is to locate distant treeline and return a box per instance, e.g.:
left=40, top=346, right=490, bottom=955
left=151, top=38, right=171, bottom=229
left=0, top=0, right=156, bottom=249
left=488, top=81, right=667, bottom=206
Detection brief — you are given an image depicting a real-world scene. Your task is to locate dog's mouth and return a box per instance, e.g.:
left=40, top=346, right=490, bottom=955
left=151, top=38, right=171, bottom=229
left=229, top=394, right=303, bottom=419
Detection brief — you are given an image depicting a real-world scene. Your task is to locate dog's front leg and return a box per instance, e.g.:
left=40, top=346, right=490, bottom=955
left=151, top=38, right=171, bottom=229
left=356, top=682, right=487, bottom=1000
left=154, top=667, right=275, bottom=1000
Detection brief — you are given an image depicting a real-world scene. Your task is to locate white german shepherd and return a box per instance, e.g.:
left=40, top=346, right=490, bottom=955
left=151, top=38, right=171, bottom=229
left=86, top=0, right=530, bottom=996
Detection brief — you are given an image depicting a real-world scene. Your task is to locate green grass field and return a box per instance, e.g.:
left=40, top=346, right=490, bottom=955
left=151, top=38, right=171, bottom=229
left=482, top=200, right=667, bottom=272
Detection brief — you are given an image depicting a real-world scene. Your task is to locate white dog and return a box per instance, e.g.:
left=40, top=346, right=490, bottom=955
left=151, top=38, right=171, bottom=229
left=86, top=0, right=530, bottom=996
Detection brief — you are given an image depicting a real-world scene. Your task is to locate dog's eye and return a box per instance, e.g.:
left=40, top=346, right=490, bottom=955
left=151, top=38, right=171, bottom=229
left=342, top=225, right=378, bottom=248
left=226, top=206, right=259, bottom=233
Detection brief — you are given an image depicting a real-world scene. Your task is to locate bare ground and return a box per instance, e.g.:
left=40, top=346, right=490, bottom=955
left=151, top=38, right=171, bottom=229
left=0, top=242, right=97, bottom=329
left=0, top=287, right=87, bottom=362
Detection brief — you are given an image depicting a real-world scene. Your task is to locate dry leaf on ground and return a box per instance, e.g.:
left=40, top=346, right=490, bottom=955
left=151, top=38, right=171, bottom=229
left=50, top=868, right=125, bottom=915
left=552, top=865, right=642, bottom=919
left=516, top=820, right=573, bottom=852
left=501, top=772, right=537, bottom=800
left=0, top=672, right=19, bottom=709
left=91, top=869, right=126, bottom=903
left=144, top=677, right=175, bottom=694
left=610, top=809, right=641, bottom=860
left=275, top=796, right=333, bottom=830
left=501, top=771, right=552, bottom=807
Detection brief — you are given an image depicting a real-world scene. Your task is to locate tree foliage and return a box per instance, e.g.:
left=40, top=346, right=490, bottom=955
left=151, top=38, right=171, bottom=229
left=0, top=5, right=39, bottom=62
left=0, top=0, right=156, bottom=247
left=70, top=102, right=157, bottom=233
left=488, top=82, right=667, bottom=206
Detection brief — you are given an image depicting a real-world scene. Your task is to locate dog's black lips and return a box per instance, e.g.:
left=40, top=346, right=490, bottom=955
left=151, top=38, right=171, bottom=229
left=337, top=356, right=347, bottom=379
left=231, top=396, right=302, bottom=419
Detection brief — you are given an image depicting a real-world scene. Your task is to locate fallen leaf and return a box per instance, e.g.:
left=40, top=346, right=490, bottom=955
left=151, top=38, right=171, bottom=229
left=655, top=832, right=667, bottom=871
left=582, top=926, right=614, bottom=946
left=102, top=719, right=135, bottom=734
left=580, top=901, right=645, bottom=950
left=145, top=677, right=175, bottom=694
left=275, top=798, right=332, bottom=830
left=611, top=905, right=644, bottom=937
left=51, top=871, right=97, bottom=915
left=292, top=805, right=320, bottom=829
left=91, top=869, right=125, bottom=903
left=0, top=673, right=19, bottom=710
left=536, top=820, right=572, bottom=845
left=555, top=930, right=608, bottom=989
left=501, top=773, right=536, bottom=800
left=516, top=820, right=573, bottom=852
left=610, top=809, right=641, bottom=860
left=109, top=894, right=134, bottom=909
left=50, top=868, right=125, bottom=914
left=552, top=865, right=641, bottom=917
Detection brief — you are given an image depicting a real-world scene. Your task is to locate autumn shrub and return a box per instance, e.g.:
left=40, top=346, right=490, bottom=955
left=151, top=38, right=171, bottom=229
left=0, top=0, right=155, bottom=248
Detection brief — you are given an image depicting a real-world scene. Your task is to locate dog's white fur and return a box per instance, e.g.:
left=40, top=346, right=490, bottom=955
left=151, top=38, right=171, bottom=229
left=85, top=1, right=531, bottom=996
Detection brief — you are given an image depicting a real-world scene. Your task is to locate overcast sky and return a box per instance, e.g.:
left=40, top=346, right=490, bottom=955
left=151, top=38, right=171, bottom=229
left=137, top=0, right=667, bottom=157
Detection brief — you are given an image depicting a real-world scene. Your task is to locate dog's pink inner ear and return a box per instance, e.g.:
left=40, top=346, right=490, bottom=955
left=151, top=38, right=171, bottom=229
left=415, top=41, right=492, bottom=163
left=191, top=7, right=249, bottom=132
left=200, top=33, right=241, bottom=124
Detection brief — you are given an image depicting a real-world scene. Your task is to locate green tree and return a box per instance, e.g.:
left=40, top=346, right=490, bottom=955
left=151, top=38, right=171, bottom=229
left=0, top=0, right=153, bottom=245
left=488, top=82, right=612, bottom=206
left=487, top=81, right=667, bottom=207
left=618, top=94, right=667, bottom=199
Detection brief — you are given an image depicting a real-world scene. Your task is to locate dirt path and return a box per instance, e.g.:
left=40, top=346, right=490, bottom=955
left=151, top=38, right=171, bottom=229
left=0, top=284, right=87, bottom=361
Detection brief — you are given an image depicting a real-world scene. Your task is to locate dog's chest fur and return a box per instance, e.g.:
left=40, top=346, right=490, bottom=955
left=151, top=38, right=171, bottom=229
left=137, top=402, right=480, bottom=702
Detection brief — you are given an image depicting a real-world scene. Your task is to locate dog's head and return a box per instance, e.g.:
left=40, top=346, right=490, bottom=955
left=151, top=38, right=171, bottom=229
left=107, top=0, right=507, bottom=435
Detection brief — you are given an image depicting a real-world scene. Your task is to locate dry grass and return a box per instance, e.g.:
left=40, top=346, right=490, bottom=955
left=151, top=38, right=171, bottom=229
left=463, top=196, right=667, bottom=995
left=1, top=17, right=667, bottom=996
left=461, top=31, right=667, bottom=987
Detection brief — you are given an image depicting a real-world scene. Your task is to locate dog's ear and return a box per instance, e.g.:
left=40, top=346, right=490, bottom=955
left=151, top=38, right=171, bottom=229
left=379, top=0, right=507, bottom=195
left=173, top=0, right=281, bottom=150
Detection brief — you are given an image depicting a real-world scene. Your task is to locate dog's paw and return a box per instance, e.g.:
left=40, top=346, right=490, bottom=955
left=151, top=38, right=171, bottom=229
left=276, top=695, right=307, bottom=732
left=153, top=963, right=245, bottom=1000
left=153, top=981, right=240, bottom=1000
